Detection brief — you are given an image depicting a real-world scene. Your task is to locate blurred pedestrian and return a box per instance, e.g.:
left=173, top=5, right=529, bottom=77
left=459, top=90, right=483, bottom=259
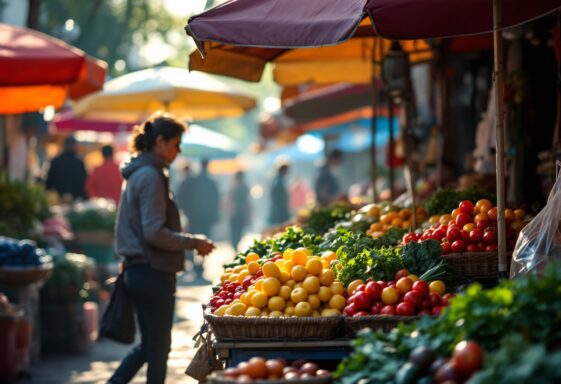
left=314, top=149, right=344, bottom=206
left=45, top=135, right=88, bottom=200
left=228, top=171, right=250, bottom=251
left=269, top=158, right=290, bottom=225
left=85, top=145, right=123, bottom=203
left=290, top=177, right=312, bottom=213
left=176, top=159, right=219, bottom=281
left=110, top=113, right=214, bottom=384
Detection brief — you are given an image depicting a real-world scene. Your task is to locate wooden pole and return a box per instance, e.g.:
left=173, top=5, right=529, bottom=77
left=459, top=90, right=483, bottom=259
left=370, top=40, right=379, bottom=203
left=389, top=97, right=396, bottom=200
left=493, top=0, right=508, bottom=277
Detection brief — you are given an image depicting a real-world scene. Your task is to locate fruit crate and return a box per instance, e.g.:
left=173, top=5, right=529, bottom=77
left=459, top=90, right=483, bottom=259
left=203, top=308, right=342, bottom=341
left=343, top=314, right=420, bottom=337
left=442, top=251, right=511, bottom=279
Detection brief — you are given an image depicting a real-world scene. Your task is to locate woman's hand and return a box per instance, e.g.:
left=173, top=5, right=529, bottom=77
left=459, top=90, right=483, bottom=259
left=193, top=235, right=215, bottom=256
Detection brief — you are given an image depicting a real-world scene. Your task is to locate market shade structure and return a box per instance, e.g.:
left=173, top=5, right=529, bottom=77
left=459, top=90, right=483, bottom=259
left=52, top=111, right=134, bottom=133
left=181, top=124, right=240, bottom=159
left=187, top=0, right=561, bottom=276
left=0, top=23, right=107, bottom=114
left=73, top=66, right=256, bottom=123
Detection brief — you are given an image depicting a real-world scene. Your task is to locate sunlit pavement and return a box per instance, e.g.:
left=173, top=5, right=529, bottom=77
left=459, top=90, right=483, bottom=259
left=24, top=238, right=254, bottom=384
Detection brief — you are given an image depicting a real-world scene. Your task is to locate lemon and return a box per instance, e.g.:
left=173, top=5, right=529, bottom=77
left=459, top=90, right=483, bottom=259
left=317, top=286, right=333, bottom=302
left=312, top=310, right=321, bottom=317
left=262, top=277, right=281, bottom=297
left=247, top=261, right=260, bottom=275
left=269, top=310, right=283, bottom=317
left=267, top=296, right=286, bottom=311
left=307, top=294, right=321, bottom=309
left=237, top=270, right=249, bottom=282
left=291, top=265, right=307, bottom=282
left=347, top=279, right=365, bottom=296
left=282, top=248, right=293, bottom=260
left=293, top=282, right=303, bottom=290
left=284, top=306, right=295, bottom=316
left=214, top=305, right=229, bottom=316
left=290, top=248, right=308, bottom=266
left=285, top=279, right=296, bottom=288
left=294, top=302, right=312, bottom=317
left=319, top=269, right=335, bottom=286
left=279, top=271, right=291, bottom=283
left=320, top=259, right=330, bottom=269
left=220, top=273, right=231, bottom=283
left=245, top=306, right=261, bottom=317
left=279, top=285, right=292, bottom=300
left=262, top=262, right=281, bottom=279
left=233, top=265, right=245, bottom=273
left=321, top=308, right=341, bottom=317
left=305, top=259, right=323, bottom=275
left=283, top=260, right=294, bottom=271
left=230, top=303, right=247, bottom=316
left=260, top=310, right=269, bottom=317
left=290, top=287, right=308, bottom=303
left=228, top=274, right=239, bottom=283
left=251, top=292, right=268, bottom=308
left=254, top=279, right=264, bottom=290
left=302, top=276, right=320, bottom=294
left=330, top=281, right=345, bottom=295
left=329, top=294, right=346, bottom=310
left=245, top=252, right=260, bottom=264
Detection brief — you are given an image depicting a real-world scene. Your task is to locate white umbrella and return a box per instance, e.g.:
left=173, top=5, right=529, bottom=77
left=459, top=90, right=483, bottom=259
left=181, top=124, right=239, bottom=159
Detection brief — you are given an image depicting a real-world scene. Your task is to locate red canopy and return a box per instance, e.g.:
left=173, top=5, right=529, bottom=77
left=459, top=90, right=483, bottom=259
left=51, top=111, right=135, bottom=133
left=0, top=23, right=84, bottom=86
left=187, top=0, right=560, bottom=50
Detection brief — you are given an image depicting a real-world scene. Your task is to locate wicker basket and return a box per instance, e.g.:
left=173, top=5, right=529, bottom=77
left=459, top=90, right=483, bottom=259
left=203, top=308, right=342, bottom=341
left=442, top=251, right=511, bottom=279
left=343, top=315, right=420, bottom=337
left=0, top=263, right=53, bottom=286
left=208, top=372, right=332, bottom=384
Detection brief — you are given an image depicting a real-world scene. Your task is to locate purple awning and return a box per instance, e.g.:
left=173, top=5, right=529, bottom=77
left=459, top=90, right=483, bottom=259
left=187, top=0, right=560, bottom=52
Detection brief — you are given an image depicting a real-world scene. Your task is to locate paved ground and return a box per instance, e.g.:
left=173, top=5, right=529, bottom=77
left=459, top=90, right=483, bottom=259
left=22, top=240, right=245, bottom=384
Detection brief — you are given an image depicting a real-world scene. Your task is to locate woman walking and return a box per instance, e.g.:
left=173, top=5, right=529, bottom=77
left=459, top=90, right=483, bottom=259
left=109, top=113, right=214, bottom=384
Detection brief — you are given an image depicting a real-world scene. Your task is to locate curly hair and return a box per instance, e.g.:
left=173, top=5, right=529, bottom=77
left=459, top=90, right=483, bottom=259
left=129, top=112, right=186, bottom=153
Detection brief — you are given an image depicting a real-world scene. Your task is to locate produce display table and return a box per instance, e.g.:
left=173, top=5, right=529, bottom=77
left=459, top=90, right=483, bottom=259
left=214, top=339, right=353, bottom=366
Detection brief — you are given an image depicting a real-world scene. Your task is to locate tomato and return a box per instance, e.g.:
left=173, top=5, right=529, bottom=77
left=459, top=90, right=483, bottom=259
left=428, top=292, right=442, bottom=307
left=477, top=242, right=486, bottom=251
left=432, top=305, right=444, bottom=316
left=355, top=284, right=366, bottom=293
left=242, top=276, right=254, bottom=289
left=485, top=244, right=497, bottom=252
left=504, top=208, right=516, bottom=223
left=473, top=212, right=488, bottom=223
left=418, top=309, right=432, bottom=316
left=434, top=361, right=460, bottom=383
left=438, top=224, right=449, bottom=232
left=432, top=229, right=446, bottom=241
left=352, top=291, right=372, bottom=310
left=446, top=227, right=462, bottom=242
left=412, top=280, right=430, bottom=297
left=370, top=302, right=383, bottom=314
left=429, top=281, right=446, bottom=296
left=487, top=207, right=498, bottom=221
left=514, top=208, right=526, bottom=219
left=475, top=199, right=493, bottom=213
left=365, top=281, right=383, bottom=301
left=396, top=301, right=415, bottom=316
left=440, top=242, right=451, bottom=254
left=403, top=290, right=423, bottom=308
left=394, top=269, right=410, bottom=280
left=233, top=292, right=243, bottom=299
left=451, top=240, right=466, bottom=253
left=255, top=269, right=264, bottom=278
left=343, top=303, right=357, bottom=316
left=421, top=298, right=432, bottom=309
left=442, top=293, right=455, bottom=306
left=224, top=299, right=232, bottom=305
left=376, top=280, right=388, bottom=289
left=402, top=232, right=418, bottom=244
left=213, top=299, right=224, bottom=308
left=466, top=244, right=479, bottom=253
left=396, top=277, right=414, bottom=294
left=353, top=311, right=369, bottom=317
left=380, top=305, right=396, bottom=315
left=459, top=200, right=475, bottom=214
left=476, top=220, right=490, bottom=230
left=452, top=341, right=484, bottom=377
left=451, top=208, right=461, bottom=219
left=469, top=229, right=483, bottom=243
left=455, top=213, right=472, bottom=229
left=381, top=287, right=400, bottom=305
left=461, top=230, right=470, bottom=242
left=482, top=230, right=497, bottom=244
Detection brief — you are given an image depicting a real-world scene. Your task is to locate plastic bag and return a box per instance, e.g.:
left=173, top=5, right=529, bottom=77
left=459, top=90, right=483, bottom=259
left=511, top=161, right=561, bottom=277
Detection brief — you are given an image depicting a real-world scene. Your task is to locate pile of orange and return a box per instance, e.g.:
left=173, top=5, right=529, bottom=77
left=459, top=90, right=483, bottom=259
left=366, top=207, right=428, bottom=238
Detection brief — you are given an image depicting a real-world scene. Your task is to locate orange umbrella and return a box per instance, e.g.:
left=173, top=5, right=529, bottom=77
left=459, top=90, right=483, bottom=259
left=0, top=23, right=107, bottom=114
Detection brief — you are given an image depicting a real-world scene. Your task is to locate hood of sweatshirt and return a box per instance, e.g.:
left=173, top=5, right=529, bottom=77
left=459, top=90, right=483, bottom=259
left=120, top=152, right=167, bottom=180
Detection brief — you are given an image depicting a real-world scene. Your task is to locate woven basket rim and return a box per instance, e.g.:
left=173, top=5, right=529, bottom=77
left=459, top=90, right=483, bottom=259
left=344, top=314, right=421, bottom=322
left=442, top=251, right=499, bottom=258
left=209, top=372, right=332, bottom=384
left=204, top=310, right=342, bottom=325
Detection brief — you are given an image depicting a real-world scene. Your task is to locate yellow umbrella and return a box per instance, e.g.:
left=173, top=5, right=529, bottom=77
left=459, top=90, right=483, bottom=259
left=73, top=66, right=256, bottom=122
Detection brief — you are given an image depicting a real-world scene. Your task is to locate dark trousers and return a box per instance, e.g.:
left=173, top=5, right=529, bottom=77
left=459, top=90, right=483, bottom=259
left=109, top=264, right=176, bottom=384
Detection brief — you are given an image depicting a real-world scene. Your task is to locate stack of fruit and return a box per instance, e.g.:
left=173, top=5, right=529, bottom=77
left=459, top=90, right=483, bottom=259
left=366, top=206, right=428, bottom=238
left=214, top=357, right=332, bottom=382
left=403, top=199, right=528, bottom=253
left=212, top=248, right=347, bottom=318
left=342, top=269, right=453, bottom=317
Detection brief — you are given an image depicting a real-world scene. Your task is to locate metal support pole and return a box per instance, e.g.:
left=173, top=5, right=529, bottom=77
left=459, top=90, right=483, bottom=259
left=370, top=47, right=379, bottom=203
left=493, top=0, right=508, bottom=278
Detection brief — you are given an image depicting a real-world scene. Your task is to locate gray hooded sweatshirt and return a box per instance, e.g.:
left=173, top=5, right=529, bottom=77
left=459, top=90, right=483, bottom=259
left=116, top=153, right=196, bottom=273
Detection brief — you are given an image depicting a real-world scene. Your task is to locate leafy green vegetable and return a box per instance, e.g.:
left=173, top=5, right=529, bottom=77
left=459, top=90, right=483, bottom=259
left=423, top=187, right=495, bottom=216
left=402, top=240, right=458, bottom=286
left=335, top=263, right=561, bottom=384
left=302, top=201, right=354, bottom=235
